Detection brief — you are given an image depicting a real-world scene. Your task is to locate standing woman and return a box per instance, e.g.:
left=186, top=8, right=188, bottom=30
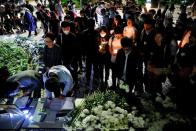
left=109, top=15, right=123, bottom=35
left=108, top=26, right=123, bottom=88
left=97, top=26, right=110, bottom=87
left=123, top=16, right=137, bottom=43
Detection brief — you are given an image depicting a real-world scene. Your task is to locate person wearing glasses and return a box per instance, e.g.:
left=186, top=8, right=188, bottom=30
left=43, top=32, right=62, bottom=70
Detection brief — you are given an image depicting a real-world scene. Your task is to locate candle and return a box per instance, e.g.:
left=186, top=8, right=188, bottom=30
left=99, top=45, right=102, bottom=49
left=177, top=40, right=181, bottom=45
left=113, top=49, right=118, bottom=54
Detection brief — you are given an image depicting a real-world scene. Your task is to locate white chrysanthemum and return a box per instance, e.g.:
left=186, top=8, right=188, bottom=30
left=74, top=121, right=81, bottom=127
left=86, top=126, right=94, bottom=131
left=129, top=127, right=136, bottom=131
left=97, top=105, right=103, bottom=110
left=119, top=114, right=125, bottom=119
left=83, top=109, right=90, bottom=114
left=128, top=113, right=135, bottom=121
left=155, top=96, right=163, bottom=103
left=114, top=106, right=122, bottom=113
left=131, top=110, right=137, bottom=115
left=80, top=112, right=86, bottom=118
left=92, top=107, right=101, bottom=115
left=82, top=116, right=91, bottom=124
left=123, top=110, right=128, bottom=115
left=104, top=103, right=109, bottom=109
left=132, top=106, right=137, bottom=110
left=106, top=101, right=116, bottom=108
left=130, top=116, right=145, bottom=128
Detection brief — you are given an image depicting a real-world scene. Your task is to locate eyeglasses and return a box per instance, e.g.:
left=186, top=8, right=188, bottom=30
left=44, top=40, right=53, bottom=43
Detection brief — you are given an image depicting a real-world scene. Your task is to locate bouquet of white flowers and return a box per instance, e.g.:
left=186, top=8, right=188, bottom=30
left=72, top=100, right=146, bottom=130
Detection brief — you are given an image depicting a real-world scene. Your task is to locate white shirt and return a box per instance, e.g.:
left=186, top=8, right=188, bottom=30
left=123, top=26, right=137, bottom=40
left=122, top=51, right=131, bottom=81
left=43, top=65, right=74, bottom=98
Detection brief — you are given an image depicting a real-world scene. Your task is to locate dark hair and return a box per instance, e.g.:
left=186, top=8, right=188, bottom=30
left=127, top=16, right=134, bottom=21
left=64, top=15, right=71, bottom=20
left=61, top=21, right=70, bottom=28
left=87, top=18, right=95, bottom=29
left=44, top=32, right=56, bottom=41
left=0, top=66, right=10, bottom=80
left=114, top=26, right=123, bottom=34
left=99, top=26, right=108, bottom=33
left=45, top=77, right=60, bottom=92
left=114, top=15, right=122, bottom=23
left=5, top=81, right=19, bottom=97
left=121, top=37, right=133, bottom=48
left=144, top=18, right=153, bottom=25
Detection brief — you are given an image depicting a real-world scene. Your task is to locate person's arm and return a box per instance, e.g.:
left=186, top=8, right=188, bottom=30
left=108, top=37, right=115, bottom=55
left=62, top=73, right=73, bottom=97
left=43, top=72, right=52, bottom=98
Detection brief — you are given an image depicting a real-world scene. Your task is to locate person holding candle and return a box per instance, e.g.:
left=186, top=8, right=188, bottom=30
left=97, top=26, right=110, bottom=88
left=109, top=26, right=123, bottom=88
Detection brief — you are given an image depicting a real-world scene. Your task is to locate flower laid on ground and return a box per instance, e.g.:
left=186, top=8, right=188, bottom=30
left=155, top=93, right=176, bottom=109
left=0, top=41, right=29, bottom=74
left=68, top=90, right=192, bottom=131
left=119, top=79, right=130, bottom=93
left=0, top=36, right=44, bottom=74
left=71, top=100, right=147, bottom=130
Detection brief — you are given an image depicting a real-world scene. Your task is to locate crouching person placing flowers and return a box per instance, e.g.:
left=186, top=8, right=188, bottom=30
left=43, top=65, right=74, bottom=99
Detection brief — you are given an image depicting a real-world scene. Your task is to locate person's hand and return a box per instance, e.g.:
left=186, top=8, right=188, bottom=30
left=193, top=66, right=196, bottom=73
left=151, top=68, right=162, bottom=76
left=23, top=91, right=30, bottom=96
left=58, top=95, right=65, bottom=99
left=147, top=64, right=162, bottom=76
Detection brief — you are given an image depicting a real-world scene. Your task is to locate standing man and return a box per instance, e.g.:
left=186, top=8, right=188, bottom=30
left=116, top=37, right=142, bottom=94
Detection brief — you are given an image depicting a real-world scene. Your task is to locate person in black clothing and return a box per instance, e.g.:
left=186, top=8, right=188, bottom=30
left=43, top=32, right=62, bottom=69
left=139, top=18, right=156, bottom=92
left=7, top=70, right=43, bottom=98
left=56, top=21, right=76, bottom=68
left=79, top=10, right=88, bottom=31
left=146, top=31, right=168, bottom=98
left=115, top=37, right=142, bottom=94
left=0, top=66, right=18, bottom=98
left=36, top=4, right=48, bottom=36
left=81, top=18, right=99, bottom=88
left=49, top=11, right=60, bottom=38
left=24, top=0, right=34, bottom=13
left=97, top=26, right=110, bottom=88
left=148, top=26, right=196, bottom=115
left=64, top=15, right=75, bottom=34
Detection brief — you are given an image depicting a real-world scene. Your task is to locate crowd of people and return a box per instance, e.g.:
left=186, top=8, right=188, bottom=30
left=0, top=0, right=196, bottom=115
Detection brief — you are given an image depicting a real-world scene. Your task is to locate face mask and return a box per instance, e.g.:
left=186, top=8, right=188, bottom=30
left=100, top=33, right=106, bottom=37
left=63, top=30, right=69, bottom=35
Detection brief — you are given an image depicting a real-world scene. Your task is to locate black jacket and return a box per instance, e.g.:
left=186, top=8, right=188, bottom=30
left=43, top=44, right=62, bottom=68
left=115, top=48, right=142, bottom=86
